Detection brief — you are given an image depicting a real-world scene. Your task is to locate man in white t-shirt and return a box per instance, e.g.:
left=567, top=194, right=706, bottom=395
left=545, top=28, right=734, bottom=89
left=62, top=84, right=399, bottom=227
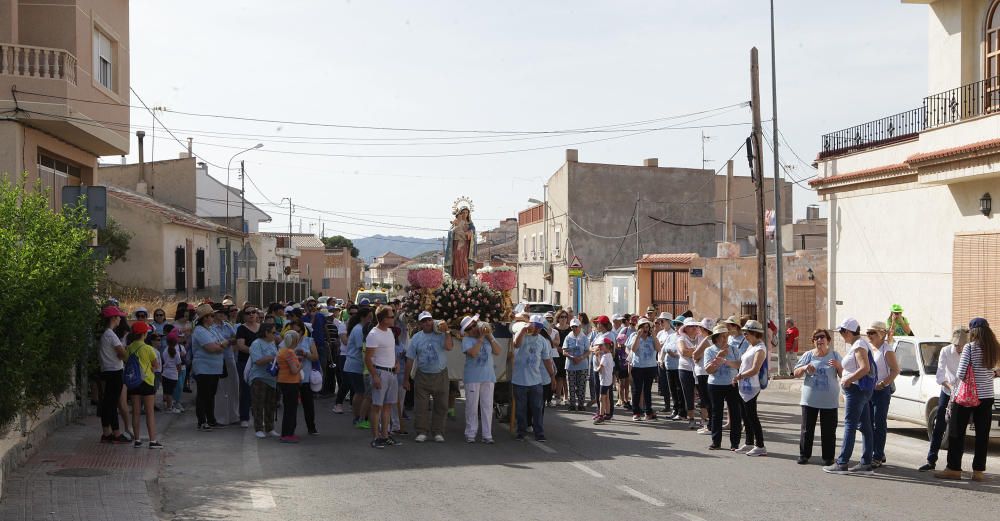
left=365, top=305, right=400, bottom=449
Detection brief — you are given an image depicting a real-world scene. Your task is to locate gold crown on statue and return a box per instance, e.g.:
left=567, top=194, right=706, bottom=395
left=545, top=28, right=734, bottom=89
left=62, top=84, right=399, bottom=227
left=452, top=196, right=475, bottom=215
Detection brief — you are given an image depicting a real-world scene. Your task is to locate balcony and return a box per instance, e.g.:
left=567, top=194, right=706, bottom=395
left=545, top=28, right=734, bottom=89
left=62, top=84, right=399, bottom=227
left=0, top=43, right=77, bottom=84
left=819, top=76, right=1000, bottom=159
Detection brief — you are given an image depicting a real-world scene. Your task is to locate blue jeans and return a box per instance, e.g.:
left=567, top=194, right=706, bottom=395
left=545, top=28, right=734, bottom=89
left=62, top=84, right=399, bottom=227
left=869, top=386, right=892, bottom=461
left=837, top=384, right=874, bottom=466
left=237, top=358, right=252, bottom=422
left=927, top=390, right=949, bottom=464
left=513, top=384, right=544, bottom=438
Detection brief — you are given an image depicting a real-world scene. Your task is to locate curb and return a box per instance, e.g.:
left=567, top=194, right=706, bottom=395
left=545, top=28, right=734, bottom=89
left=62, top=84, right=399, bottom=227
left=0, top=402, right=85, bottom=500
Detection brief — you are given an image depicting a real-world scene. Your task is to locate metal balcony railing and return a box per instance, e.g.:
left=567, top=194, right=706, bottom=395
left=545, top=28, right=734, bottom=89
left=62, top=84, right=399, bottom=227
left=0, top=43, right=77, bottom=84
left=819, top=76, right=1000, bottom=158
left=819, top=107, right=925, bottom=159
left=924, top=75, right=1000, bottom=128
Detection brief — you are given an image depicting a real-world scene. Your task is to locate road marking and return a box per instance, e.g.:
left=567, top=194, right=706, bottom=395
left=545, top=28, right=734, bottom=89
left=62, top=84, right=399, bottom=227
left=569, top=461, right=604, bottom=478
left=676, top=513, right=709, bottom=521
left=242, top=428, right=276, bottom=510
left=618, top=485, right=665, bottom=507
left=250, top=487, right=277, bottom=510
left=528, top=440, right=557, bottom=454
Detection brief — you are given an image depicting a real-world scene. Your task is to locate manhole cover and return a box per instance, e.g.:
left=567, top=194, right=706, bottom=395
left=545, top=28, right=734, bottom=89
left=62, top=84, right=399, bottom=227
left=47, top=468, right=110, bottom=477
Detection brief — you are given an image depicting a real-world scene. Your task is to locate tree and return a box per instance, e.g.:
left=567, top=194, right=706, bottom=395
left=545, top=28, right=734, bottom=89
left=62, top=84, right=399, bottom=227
left=98, top=216, right=132, bottom=264
left=321, top=235, right=358, bottom=258
left=0, top=175, right=103, bottom=431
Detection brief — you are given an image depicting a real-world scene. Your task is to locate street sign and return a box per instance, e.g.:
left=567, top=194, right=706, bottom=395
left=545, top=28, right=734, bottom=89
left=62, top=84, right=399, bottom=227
left=568, top=256, right=584, bottom=277
left=690, top=268, right=704, bottom=278
left=61, top=185, right=107, bottom=229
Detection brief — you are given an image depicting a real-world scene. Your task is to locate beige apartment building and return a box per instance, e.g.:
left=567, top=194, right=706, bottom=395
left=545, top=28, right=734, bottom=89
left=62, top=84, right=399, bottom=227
left=0, top=0, right=129, bottom=205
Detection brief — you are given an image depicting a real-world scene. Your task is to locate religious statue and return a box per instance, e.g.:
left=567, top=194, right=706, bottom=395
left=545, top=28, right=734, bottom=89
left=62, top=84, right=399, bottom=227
left=444, top=197, right=477, bottom=281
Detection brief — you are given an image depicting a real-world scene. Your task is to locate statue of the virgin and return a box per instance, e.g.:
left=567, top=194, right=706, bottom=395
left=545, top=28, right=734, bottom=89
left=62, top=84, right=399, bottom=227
left=444, top=197, right=476, bottom=281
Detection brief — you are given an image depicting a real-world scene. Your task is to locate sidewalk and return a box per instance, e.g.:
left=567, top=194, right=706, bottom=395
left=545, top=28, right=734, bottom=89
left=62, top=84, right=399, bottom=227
left=0, top=408, right=182, bottom=521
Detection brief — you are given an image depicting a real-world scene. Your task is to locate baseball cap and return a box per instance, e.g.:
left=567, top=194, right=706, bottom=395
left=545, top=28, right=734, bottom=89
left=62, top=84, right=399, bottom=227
left=529, top=314, right=545, bottom=329
left=969, top=317, right=989, bottom=329
left=837, top=317, right=861, bottom=333
left=134, top=307, right=149, bottom=316
left=101, top=306, right=126, bottom=318
left=417, top=311, right=434, bottom=322
left=570, top=318, right=581, bottom=327
left=284, top=305, right=294, bottom=314
left=594, top=315, right=611, bottom=326
left=612, top=314, right=624, bottom=321
left=131, top=321, right=150, bottom=335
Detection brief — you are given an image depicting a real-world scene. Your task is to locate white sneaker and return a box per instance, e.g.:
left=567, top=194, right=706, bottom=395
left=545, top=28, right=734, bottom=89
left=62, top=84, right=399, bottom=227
left=696, top=427, right=711, bottom=435
left=415, top=433, right=428, bottom=443
left=433, top=434, right=445, bottom=443
left=735, top=444, right=754, bottom=453
left=240, top=421, right=249, bottom=428
left=255, top=431, right=266, bottom=439
left=746, top=447, right=768, bottom=457
left=268, top=430, right=280, bottom=437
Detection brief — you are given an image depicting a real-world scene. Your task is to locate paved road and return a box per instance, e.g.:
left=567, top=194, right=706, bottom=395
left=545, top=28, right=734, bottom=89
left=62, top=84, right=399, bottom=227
left=155, top=387, right=999, bottom=521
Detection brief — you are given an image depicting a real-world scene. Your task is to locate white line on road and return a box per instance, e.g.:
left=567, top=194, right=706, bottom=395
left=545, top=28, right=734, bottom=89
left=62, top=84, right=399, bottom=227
left=618, top=485, right=665, bottom=507
left=528, top=440, right=557, bottom=454
left=675, top=513, right=709, bottom=521
left=569, top=461, right=604, bottom=478
left=242, top=428, right=276, bottom=510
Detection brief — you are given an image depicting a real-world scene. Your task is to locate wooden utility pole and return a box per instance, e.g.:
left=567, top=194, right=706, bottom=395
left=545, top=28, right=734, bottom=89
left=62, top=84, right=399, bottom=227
left=750, top=48, right=767, bottom=324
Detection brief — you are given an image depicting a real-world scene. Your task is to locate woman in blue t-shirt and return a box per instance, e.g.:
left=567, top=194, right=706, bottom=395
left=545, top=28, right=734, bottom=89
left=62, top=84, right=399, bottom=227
left=462, top=316, right=501, bottom=443
left=793, top=329, right=842, bottom=466
left=704, top=324, right=743, bottom=451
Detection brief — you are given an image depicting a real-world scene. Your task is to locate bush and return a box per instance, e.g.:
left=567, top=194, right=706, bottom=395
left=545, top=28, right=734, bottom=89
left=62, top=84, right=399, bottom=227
left=0, top=175, right=103, bottom=430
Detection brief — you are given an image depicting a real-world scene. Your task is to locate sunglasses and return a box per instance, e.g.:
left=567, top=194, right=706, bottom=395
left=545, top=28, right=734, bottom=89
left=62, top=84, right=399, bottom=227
left=813, top=335, right=828, bottom=341
left=865, top=331, right=881, bottom=336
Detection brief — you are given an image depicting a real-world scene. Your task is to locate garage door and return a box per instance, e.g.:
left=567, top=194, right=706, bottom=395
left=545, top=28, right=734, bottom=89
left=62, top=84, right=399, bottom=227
left=953, top=232, right=1000, bottom=329
left=786, top=284, right=817, bottom=344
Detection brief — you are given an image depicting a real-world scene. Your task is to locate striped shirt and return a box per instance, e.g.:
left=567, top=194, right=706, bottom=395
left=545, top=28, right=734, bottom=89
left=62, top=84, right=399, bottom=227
left=956, top=342, right=996, bottom=400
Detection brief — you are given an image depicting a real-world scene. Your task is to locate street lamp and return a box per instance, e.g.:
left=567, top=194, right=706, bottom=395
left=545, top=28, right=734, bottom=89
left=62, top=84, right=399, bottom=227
left=224, top=143, right=263, bottom=297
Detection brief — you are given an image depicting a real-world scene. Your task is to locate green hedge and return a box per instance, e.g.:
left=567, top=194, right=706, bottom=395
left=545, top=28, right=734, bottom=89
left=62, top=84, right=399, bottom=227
left=0, top=175, right=103, bottom=431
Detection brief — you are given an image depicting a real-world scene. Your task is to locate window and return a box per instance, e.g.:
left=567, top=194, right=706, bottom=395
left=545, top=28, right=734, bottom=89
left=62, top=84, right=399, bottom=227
left=554, top=291, right=561, bottom=306
left=894, top=341, right=920, bottom=375
left=987, top=1, right=1000, bottom=110
left=37, top=152, right=81, bottom=208
left=93, top=29, right=114, bottom=91
left=523, top=237, right=528, bottom=259
left=322, top=278, right=331, bottom=290
left=554, top=226, right=562, bottom=257
left=532, top=234, right=537, bottom=258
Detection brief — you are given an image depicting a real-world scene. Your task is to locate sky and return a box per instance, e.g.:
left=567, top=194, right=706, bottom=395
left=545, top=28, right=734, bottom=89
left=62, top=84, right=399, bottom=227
left=119, top=0, right=929, bottom=242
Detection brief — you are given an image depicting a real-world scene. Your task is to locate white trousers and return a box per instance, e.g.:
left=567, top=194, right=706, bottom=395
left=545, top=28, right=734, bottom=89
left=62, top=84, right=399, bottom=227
left=464, top=382, right=495, bottom=441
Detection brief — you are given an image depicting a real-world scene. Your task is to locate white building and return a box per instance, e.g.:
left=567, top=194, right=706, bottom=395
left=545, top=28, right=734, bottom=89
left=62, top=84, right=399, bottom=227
left=812, top=0, right=1000, bottom=336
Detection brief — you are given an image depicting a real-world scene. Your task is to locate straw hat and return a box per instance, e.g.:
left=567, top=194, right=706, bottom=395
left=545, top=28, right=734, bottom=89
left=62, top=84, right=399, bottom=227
left=194, top=303, right=215, bottom=321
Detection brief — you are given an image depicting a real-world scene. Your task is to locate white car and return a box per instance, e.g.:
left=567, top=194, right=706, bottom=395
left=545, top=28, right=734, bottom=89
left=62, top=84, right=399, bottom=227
left=888, top=336, right=1000, bottom=442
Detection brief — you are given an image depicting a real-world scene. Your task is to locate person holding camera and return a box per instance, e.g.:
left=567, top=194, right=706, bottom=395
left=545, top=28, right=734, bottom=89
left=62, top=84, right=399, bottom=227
left=461, top=315, right=501, bottom=443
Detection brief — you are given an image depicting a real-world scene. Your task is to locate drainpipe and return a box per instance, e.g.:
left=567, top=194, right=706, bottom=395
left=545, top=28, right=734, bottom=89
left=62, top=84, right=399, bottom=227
left=136, top=131, right=147, bottom=194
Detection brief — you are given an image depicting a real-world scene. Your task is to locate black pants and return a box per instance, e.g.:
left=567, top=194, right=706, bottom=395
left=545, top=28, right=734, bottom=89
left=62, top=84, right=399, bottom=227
left=678, top=370, right=696, bottom=414
left=657, top=365, right=671, bottom=410
left=800, top=406, right=838, bottom=462
left=946, top=398, right=994, bottom=472
left=334, top=355, right=348, bottom=405
left=709, top=384, right=742, bottom=449
left=741, top=394, right=764, bottom=448
left=99, top=370, right=123, bottom=431
left=299, top=383, right=316, bottom=433
left=195, top=374, right=220, bottom=426
left=630, top=366, right=656, bottom=415
left=697, top=375, right=712, bottom=428
left=279, top=382, right=300, bottom=437
left=543, top=383, right=553, bottom=404
left=666, top=369, right=686, bottom=416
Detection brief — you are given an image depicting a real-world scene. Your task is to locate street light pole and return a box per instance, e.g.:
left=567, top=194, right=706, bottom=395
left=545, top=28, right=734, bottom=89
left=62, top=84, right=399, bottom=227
left=225, top=143, right=262, bottom=297
left=770, top=0, right=787, bottom=374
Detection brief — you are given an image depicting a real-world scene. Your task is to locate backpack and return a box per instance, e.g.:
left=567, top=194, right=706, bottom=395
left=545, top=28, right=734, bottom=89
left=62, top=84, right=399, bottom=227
left=123, top=346, right=145, bottom=390
left=856, top=348, right=879, bottom=392
left=758, top=356, right=769, bottom=390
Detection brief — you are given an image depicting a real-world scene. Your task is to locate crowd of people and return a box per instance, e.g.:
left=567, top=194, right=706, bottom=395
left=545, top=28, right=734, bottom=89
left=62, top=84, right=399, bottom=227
left=93, top=297, right=998, bottom=480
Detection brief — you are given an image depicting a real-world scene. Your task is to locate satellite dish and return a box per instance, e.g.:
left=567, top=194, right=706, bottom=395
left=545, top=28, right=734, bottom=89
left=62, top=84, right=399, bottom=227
left=283, top=266, right=292, bottom=276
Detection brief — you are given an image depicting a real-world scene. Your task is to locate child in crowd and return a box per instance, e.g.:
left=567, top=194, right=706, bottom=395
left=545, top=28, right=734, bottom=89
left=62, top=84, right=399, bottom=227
left=595, top=338, right=615, bottom=424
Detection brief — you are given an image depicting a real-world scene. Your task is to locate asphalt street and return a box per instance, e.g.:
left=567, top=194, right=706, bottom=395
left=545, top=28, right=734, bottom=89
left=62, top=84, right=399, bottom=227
left=156, top=388, right=999, bottom=521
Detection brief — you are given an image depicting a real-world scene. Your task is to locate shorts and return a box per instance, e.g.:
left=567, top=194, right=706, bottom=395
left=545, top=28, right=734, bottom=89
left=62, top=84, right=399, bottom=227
left=600, top=385, right=612, bottom=396
left=554, top=357, right=567, bottom=378
left=344, top=372, right=365, bottom=397
left=616, top=367, right=630, bottom=380
left=371, top=368, right=399, bottom=406
left=128, top=382, right=155, bottom=397
left=162, top=377, right=178, bottom=396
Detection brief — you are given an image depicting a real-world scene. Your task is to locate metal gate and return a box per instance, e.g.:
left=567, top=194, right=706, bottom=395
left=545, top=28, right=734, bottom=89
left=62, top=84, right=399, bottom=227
left=246, top=280, right=312, bottom=306
left=785, top=285, right=816, bottom=344
left=651, top=270, right=689, bottom=317
left=611, top=277, right=630, bottom=316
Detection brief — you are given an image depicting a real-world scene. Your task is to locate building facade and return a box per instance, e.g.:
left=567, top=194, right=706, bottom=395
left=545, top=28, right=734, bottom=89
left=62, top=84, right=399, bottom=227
left=369, top=251, right=410, bottom=285
left=0, top=0, right=129, bottom=207
left=518, top=149, right=792, bottom=312
left=812, top=0, right=1000, bottom=336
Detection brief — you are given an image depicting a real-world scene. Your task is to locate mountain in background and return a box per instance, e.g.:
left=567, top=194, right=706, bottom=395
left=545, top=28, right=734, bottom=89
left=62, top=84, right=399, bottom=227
left=353, top=235, right=443, bottom=263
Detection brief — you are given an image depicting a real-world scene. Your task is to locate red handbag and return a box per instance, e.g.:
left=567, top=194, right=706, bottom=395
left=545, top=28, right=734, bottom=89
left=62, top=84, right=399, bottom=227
left=953, top=365, right=981, bottom=407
